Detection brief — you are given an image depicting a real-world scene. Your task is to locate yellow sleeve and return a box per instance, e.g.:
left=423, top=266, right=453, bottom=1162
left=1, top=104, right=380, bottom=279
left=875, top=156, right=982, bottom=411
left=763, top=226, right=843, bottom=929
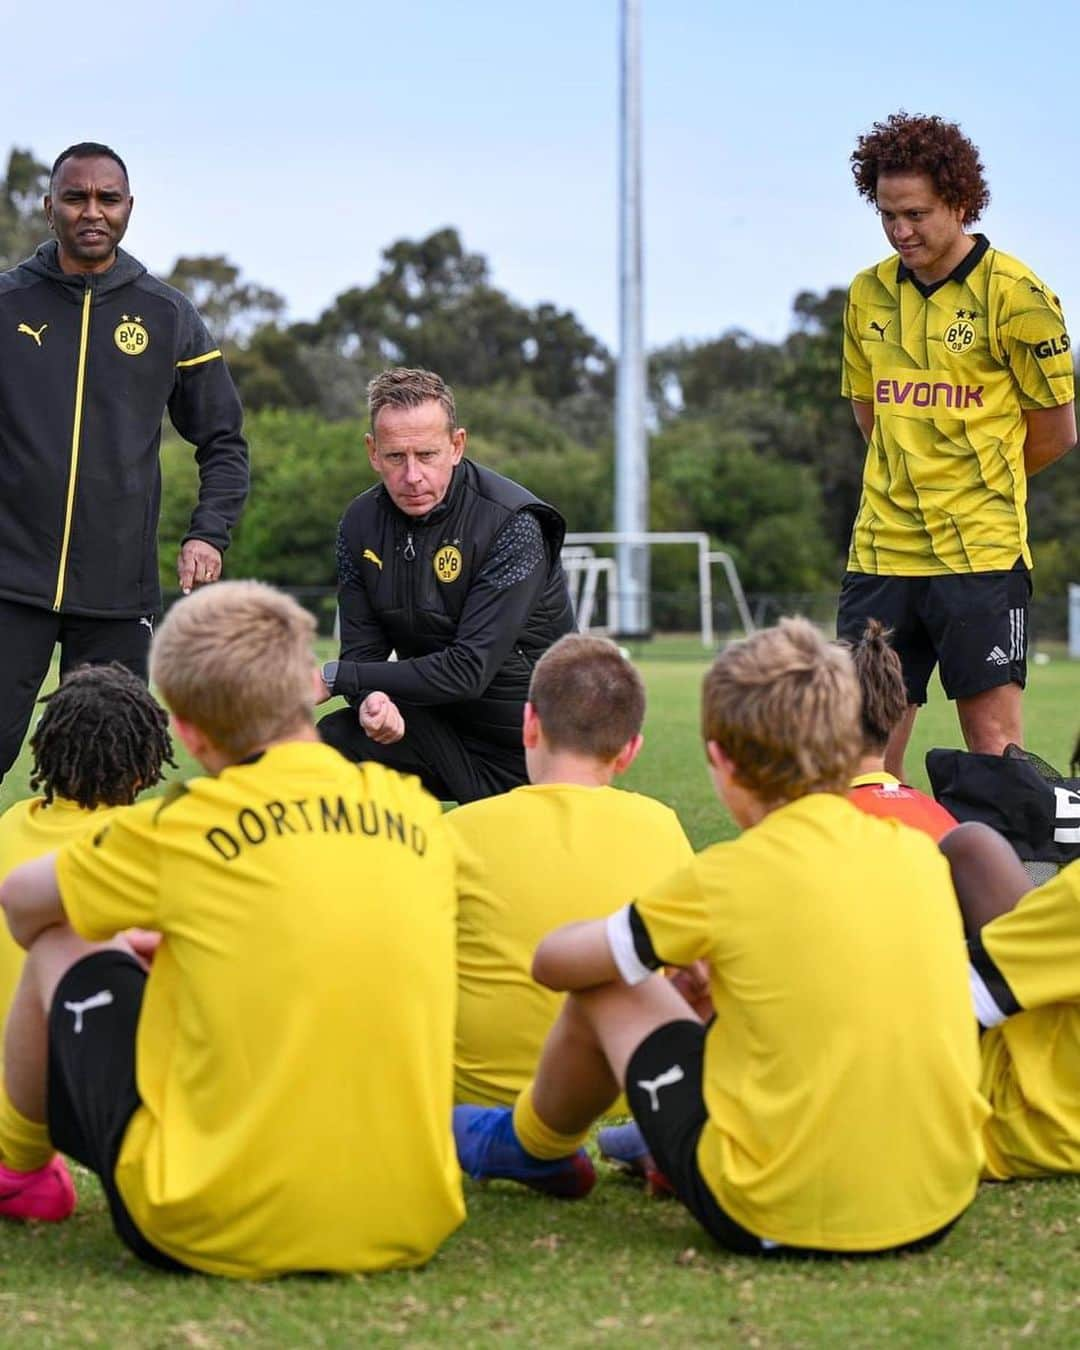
left=982, top=862, right=1080, bottom=1010
left=999, top=275, right=1075, bottom=409
left=841, top=283, right=873, bottom=402
left=633, top=858, right=715, bottom=968
left=657, top=807, right=695, bottom=869
left=55, top=802, right=162, bottom=940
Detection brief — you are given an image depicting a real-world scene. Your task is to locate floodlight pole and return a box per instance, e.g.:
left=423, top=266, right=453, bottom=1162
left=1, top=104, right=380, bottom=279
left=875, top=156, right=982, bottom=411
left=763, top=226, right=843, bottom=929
left=615, top=0, right=650, bottom=636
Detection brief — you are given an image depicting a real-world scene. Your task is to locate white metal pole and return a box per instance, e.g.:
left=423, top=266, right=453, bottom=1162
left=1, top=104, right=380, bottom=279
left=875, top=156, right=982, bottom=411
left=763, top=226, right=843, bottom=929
left=615, top=0, right=649, bottom=635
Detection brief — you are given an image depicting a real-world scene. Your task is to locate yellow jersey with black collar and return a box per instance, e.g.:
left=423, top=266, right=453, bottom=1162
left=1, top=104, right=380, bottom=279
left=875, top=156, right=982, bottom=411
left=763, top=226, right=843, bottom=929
left=842, top=235, right=1073, bottom=575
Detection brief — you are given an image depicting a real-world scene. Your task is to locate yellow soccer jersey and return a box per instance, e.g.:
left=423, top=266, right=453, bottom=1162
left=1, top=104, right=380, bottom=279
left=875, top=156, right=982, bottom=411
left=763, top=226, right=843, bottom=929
left=0, top=796, right=115, bottom=1022
left=842, top=236, right=1074, bottom=575
left=969, top=860, right=1080, bottom=1179
left=449, top=783, right=692, bottom=1106
left=619, top=794, right=986, bottom=1251
left=55, top=741, right=464, bottom=1279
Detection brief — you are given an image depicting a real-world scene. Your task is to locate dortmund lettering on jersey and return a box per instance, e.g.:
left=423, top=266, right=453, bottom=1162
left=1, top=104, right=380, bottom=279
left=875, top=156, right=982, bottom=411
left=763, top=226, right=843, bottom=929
left=842, top=235, right=1074, bottom=575
left=53, top=741, right=464, bottom=1278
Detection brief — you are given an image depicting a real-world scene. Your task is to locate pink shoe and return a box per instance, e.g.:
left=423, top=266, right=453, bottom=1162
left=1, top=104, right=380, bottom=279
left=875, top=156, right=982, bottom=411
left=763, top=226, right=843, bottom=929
left=0, top=1155, right=76, bottom=1222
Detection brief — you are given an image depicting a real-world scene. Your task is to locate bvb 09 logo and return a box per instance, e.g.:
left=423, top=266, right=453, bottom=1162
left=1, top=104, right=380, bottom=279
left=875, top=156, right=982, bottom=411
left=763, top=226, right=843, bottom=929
left=433, top=545, right=462, bottom=584
left=114, top=314, right=149, bottom=356
left=944, top=318, right=975, bottom=354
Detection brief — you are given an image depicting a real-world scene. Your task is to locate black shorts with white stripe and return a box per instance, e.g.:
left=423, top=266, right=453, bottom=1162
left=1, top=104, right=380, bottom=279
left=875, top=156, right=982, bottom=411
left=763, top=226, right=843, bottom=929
left=837, top=562, right=1031, bottom=704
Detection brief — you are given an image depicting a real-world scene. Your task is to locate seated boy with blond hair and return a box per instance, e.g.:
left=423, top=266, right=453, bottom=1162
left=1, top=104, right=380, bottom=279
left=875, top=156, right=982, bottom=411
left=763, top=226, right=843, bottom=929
left=942, top=826, right=1080, bottom=1181
left=0, top=581, right=464, bottom=1277
left=455, top=618, right=987, bottom=1253
left=449, top=634, right=692, bottom=1116
left=0, top=665, right=174, bottom=1055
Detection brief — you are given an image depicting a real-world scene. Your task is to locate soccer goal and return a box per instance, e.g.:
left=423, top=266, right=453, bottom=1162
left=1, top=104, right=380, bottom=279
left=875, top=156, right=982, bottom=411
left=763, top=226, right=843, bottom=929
left=562, top=532, right=755, bottom=648
left=561, top=547, right=618, bottom=634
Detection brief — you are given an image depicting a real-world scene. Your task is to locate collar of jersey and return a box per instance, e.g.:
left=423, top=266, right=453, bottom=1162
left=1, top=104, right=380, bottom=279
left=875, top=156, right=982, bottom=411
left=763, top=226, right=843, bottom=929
left=32, top=795, right=109, bottom=818
left=849, top=771, right=901, bottom=789
left=896, top=232, right=989, bottom=297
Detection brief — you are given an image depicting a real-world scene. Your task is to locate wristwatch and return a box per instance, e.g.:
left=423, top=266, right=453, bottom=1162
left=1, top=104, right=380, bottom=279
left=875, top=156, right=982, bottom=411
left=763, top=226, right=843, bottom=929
left=321, top=661, right=340, bottom=693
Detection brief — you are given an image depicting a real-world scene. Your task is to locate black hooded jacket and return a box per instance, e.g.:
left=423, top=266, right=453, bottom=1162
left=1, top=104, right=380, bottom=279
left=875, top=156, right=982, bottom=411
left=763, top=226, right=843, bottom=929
left=0, top=242, right=249, bottom=616
left=331, top=459, right=575, bottom=748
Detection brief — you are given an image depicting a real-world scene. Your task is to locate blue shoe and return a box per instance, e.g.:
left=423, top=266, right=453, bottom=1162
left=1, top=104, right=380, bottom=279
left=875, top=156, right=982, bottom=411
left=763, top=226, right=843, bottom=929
left=453, top=1105, right=596, bottom=1199
left=597, top=1121, right=673, bottom=1196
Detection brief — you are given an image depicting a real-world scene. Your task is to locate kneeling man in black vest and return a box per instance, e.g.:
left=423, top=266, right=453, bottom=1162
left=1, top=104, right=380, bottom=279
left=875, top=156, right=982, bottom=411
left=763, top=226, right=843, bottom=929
left=318, top=368, right=575, bottom=803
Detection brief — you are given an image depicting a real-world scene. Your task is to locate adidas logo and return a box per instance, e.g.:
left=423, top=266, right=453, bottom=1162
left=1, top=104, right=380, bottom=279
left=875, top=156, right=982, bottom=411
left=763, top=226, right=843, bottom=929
left=986, top=646, right=1009, bottom=666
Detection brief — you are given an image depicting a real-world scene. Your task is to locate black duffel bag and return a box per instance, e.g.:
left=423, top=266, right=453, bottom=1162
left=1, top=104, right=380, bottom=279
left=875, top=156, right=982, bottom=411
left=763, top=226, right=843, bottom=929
left=926, top=747, right=1080, bottom=884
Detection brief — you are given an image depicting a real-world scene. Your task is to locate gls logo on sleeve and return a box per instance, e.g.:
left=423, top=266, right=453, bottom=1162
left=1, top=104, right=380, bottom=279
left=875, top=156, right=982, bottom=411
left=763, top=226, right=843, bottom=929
left=1033, top=333, right=1070, bottom=360
left=1053, top=786, right=1080, bottom=845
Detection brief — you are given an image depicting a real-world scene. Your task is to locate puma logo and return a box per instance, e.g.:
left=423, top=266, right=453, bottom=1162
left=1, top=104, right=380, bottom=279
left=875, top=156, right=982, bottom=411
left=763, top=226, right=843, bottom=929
left=636, top=1063, right=685, bottom=1112
left=869, top=320, right=890, bottom=341
left=17, top=322, right=48, bottom=347
left=362, top=548, right=383, bottom=570
left=138, top=615, right=154, bottom=634
left=63, top=990, right=114, bottom=1034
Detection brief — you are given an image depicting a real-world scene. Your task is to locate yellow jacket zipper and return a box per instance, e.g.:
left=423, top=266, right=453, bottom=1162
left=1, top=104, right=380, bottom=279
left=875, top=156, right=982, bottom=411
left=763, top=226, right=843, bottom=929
left=52, top=285, right=93, bottom=610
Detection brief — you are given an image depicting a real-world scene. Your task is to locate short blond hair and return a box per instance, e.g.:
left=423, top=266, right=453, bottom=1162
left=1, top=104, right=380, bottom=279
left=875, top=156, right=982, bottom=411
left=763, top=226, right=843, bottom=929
left=150, top=582, right=317, bottom=757
left=702, top=617, right=861, bottom=805
left=529, top=634, right=645, bottom=760
left=368, top=367, right=457, bottom=436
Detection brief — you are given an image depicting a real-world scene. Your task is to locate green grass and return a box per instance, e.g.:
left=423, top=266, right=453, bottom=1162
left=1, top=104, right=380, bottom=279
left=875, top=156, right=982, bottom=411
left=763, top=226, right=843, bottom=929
left=1, top=642, right=1079, bottom=1346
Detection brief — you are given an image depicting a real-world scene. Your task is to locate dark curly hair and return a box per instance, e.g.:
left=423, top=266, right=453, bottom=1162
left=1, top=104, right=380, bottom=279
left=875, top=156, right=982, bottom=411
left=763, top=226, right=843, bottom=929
left=29, top=664, right=175, bottom=809
left=851, top=112, right=990, bottom=226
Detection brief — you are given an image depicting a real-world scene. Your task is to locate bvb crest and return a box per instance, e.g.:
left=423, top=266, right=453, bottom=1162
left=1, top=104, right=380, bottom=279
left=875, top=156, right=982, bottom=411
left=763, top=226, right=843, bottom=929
left=114, top=314, right=150, bottom=356
left=433, top=545, right=463, bottom=584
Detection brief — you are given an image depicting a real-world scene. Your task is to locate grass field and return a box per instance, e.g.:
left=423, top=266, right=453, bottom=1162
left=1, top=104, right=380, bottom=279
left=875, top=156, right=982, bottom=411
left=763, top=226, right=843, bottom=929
left=0, top=639, right=1078, bottom=1347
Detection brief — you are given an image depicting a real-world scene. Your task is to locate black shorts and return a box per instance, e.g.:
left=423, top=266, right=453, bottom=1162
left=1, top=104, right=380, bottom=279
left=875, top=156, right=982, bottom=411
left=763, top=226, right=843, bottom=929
left=625, top=1020, right=959, bottom=1259
left=837, top=564, right=1031, bottom=704
left=47, top=951, right=188, bottom=1273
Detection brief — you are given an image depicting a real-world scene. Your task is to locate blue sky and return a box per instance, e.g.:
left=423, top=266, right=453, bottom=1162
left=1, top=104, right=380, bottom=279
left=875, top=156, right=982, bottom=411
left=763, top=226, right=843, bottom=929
left=5, top=0, right=1078, bottom=350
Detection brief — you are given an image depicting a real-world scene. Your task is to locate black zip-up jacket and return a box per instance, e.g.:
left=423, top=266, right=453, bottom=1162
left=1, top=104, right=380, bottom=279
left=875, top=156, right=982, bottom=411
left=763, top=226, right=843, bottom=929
left=0, top=242, right=249, bottom=616
left=332, top=459, right=575, bottom=748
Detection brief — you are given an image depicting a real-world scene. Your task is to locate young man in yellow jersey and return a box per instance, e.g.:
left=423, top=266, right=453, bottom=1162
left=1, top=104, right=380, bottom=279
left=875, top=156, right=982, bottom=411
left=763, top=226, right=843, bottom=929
left=0, top=663, right=174, bottom=1217
left=942, top=825, right=1080, bottom=1180
left=450, top=634, right=692, bottom=1117
left=455, top=618, right=987, bottom=1255
left=837, top=113, right=1075, bottom=778
left=0, top=581, right=464, bottom=1276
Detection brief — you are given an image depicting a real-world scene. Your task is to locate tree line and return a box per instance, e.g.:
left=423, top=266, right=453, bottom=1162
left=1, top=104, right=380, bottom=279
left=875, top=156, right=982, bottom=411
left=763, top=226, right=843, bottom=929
left=4, top=147, right=1077, bottom=619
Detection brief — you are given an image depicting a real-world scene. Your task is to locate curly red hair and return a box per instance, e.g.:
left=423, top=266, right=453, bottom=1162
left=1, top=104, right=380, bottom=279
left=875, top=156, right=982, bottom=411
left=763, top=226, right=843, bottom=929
left=851, top=112, right=989, bottom=226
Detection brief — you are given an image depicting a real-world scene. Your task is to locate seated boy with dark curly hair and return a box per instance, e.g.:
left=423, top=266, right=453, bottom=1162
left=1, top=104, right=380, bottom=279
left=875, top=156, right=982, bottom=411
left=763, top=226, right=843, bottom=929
left=0, top=664, right=174, bottom=1044
left=455, top=617, right=988, bottom=1255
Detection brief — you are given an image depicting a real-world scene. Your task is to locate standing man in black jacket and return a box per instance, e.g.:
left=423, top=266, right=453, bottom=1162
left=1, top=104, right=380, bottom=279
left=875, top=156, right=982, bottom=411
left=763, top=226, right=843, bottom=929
left=318, top=368, right=575, bottom=802
left=0, top=143, right=249, bottom=781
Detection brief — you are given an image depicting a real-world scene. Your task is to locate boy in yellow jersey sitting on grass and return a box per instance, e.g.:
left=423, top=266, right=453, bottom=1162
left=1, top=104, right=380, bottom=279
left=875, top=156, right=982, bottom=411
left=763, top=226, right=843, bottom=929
left=0, top=664, right=174, bottom=1027
left=449, top=634, right=692, bottom=1116
left=942, top=825, right=1080, bottom=1181
left=0, top=665, right=174, bottom=1217
left=455, top=618, right=988, bottom=1254
left=0, top=581, right=464, bottom=1277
